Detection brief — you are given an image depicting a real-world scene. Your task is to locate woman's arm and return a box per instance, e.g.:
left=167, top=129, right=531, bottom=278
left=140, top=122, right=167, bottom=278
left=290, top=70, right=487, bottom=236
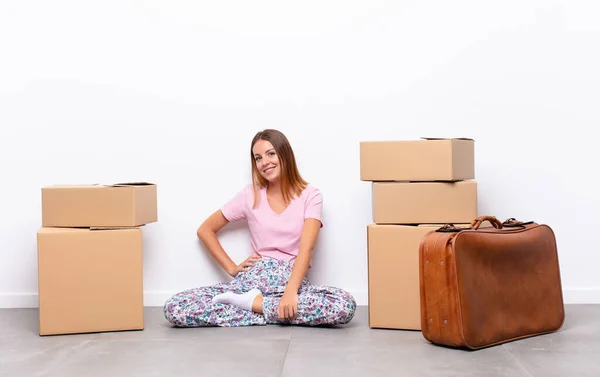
left=278, top=218, right=322, bottom=320
left=197, top=210, right=237, bottom=276
left=286, top=218, right=322, bottom=292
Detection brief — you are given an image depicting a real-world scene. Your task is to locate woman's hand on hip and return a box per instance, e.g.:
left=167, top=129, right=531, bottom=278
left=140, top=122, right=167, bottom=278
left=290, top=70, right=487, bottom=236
left=278, top=290, right=299, bottom=321
left=228, top=254, right=260, bottom=277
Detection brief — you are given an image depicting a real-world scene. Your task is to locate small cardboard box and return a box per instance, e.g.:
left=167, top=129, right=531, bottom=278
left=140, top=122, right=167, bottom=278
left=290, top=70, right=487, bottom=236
left=37, top=227, right=144, bottom=336
left=372, top=181, right=477, bottom=224
left=360, top=138, right=474, bottom=181
left=367, top=223, right=470, bottom=330
left=42, top=182, right=157, bottom=227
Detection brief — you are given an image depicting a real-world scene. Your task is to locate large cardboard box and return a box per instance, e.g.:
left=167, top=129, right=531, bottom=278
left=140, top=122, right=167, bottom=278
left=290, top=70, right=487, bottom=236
left=42, top=182, right=157, bottom=227
left=367, top=224, right=433, bottom=330
left=372, top=181, right=477, bottom=224
left=37, top=227, right=144, bottom=335
left=367, top=223, right=469, bottom=330
left=360, top=138, right=474, bottom=181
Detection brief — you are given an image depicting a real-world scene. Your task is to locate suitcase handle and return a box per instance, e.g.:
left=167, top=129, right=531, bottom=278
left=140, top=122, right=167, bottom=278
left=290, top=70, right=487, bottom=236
left=471, top=216, right=503, bottom=230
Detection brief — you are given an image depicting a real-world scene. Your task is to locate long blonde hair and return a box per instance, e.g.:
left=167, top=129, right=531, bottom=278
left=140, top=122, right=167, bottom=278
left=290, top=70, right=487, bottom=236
left=250, top=129, right=308, bottom=208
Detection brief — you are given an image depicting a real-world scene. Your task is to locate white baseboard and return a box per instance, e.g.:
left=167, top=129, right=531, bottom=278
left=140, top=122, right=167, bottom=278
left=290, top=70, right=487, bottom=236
left=0, top=291, right=371, bottom=309
left=0, top=293, right=39, bottom=309
left=1, top=289, right=598, bottom=309
left=560, top=287, right=600, bottom=304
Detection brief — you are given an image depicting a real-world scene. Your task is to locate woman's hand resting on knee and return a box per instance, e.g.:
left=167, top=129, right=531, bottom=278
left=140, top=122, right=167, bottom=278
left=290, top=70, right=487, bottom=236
left=278, top=290, right=299, bottom=321
left=227, top=254, right=261, bottom=277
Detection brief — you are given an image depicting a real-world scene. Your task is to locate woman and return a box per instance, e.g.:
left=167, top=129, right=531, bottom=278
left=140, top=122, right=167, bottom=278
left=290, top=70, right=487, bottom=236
left=163, top=129, right=357, bottom=327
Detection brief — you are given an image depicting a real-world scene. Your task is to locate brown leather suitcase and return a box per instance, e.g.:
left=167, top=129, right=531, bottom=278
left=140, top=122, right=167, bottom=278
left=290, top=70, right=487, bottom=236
left=419, top=216, right=565, bottom=350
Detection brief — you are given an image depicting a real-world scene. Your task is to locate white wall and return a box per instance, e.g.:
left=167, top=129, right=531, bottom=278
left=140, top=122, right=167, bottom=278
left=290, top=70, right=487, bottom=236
left=1, top=0, right=599, bottom=308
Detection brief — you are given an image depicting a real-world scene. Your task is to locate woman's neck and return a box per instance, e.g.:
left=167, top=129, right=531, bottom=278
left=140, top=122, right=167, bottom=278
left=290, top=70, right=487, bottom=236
left=266, top=180, right=281, bottom=196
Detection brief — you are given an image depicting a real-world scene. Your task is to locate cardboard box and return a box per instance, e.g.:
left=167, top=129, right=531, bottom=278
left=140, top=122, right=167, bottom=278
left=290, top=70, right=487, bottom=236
left=367, top=224, right=433, bottom=330
left=372, top=180, right=477, bottom=224
left=37, top=227, right=144, bottom=335
left=42, top=182, right=157, bottom=227
left=367, top=223, right=469, bottom=330
left=360, top=138, right=474, bottom=181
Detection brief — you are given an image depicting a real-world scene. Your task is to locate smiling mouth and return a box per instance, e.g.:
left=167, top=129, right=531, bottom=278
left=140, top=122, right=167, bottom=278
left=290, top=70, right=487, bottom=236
left=263, top=166, right=275, bottom=174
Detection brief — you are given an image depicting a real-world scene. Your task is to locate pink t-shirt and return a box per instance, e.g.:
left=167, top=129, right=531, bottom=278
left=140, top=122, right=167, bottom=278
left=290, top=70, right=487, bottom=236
left=220, top=184, right=323, bottom=262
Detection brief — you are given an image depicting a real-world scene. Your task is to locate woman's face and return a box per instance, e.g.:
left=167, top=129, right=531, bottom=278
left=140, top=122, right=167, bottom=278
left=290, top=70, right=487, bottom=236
left=253, top=139, right=281, bottom=183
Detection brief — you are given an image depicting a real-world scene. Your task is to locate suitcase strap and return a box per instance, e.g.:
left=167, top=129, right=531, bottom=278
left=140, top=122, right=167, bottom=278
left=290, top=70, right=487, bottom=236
left=436, top=217, right=535, bottom=233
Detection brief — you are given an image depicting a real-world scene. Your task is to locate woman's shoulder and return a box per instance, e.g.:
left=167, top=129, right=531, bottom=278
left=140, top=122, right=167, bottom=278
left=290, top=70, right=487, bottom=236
left=227, top=183, right=260, bottom=202
left=299, top=184, right=323, bottom=202
left=302, top=184, right=321, bottom=194
left=221, top=183, right=258, bottom=221
left=241, top=183, right=264, bottom=200
left=241, top=183, right=257, bottom=193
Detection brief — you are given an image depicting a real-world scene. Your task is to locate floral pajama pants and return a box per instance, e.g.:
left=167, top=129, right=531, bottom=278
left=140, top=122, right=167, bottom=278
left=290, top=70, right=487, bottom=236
left=163, top=257, right=357, bottom=327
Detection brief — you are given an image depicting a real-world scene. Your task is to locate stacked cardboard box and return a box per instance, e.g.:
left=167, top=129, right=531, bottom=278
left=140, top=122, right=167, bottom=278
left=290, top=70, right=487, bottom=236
left=360, top=138, right=477, bottom=330
left=37, top=182, right=158, bottom=336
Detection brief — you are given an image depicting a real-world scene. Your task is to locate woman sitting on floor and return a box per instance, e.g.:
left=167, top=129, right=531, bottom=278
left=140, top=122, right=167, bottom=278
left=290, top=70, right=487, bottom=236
left=163, top=129, right=356, bottom=327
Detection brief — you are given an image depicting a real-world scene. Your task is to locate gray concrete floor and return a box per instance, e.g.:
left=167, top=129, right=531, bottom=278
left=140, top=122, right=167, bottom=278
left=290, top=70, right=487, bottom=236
left=1, top=305, right=598, bottom=377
